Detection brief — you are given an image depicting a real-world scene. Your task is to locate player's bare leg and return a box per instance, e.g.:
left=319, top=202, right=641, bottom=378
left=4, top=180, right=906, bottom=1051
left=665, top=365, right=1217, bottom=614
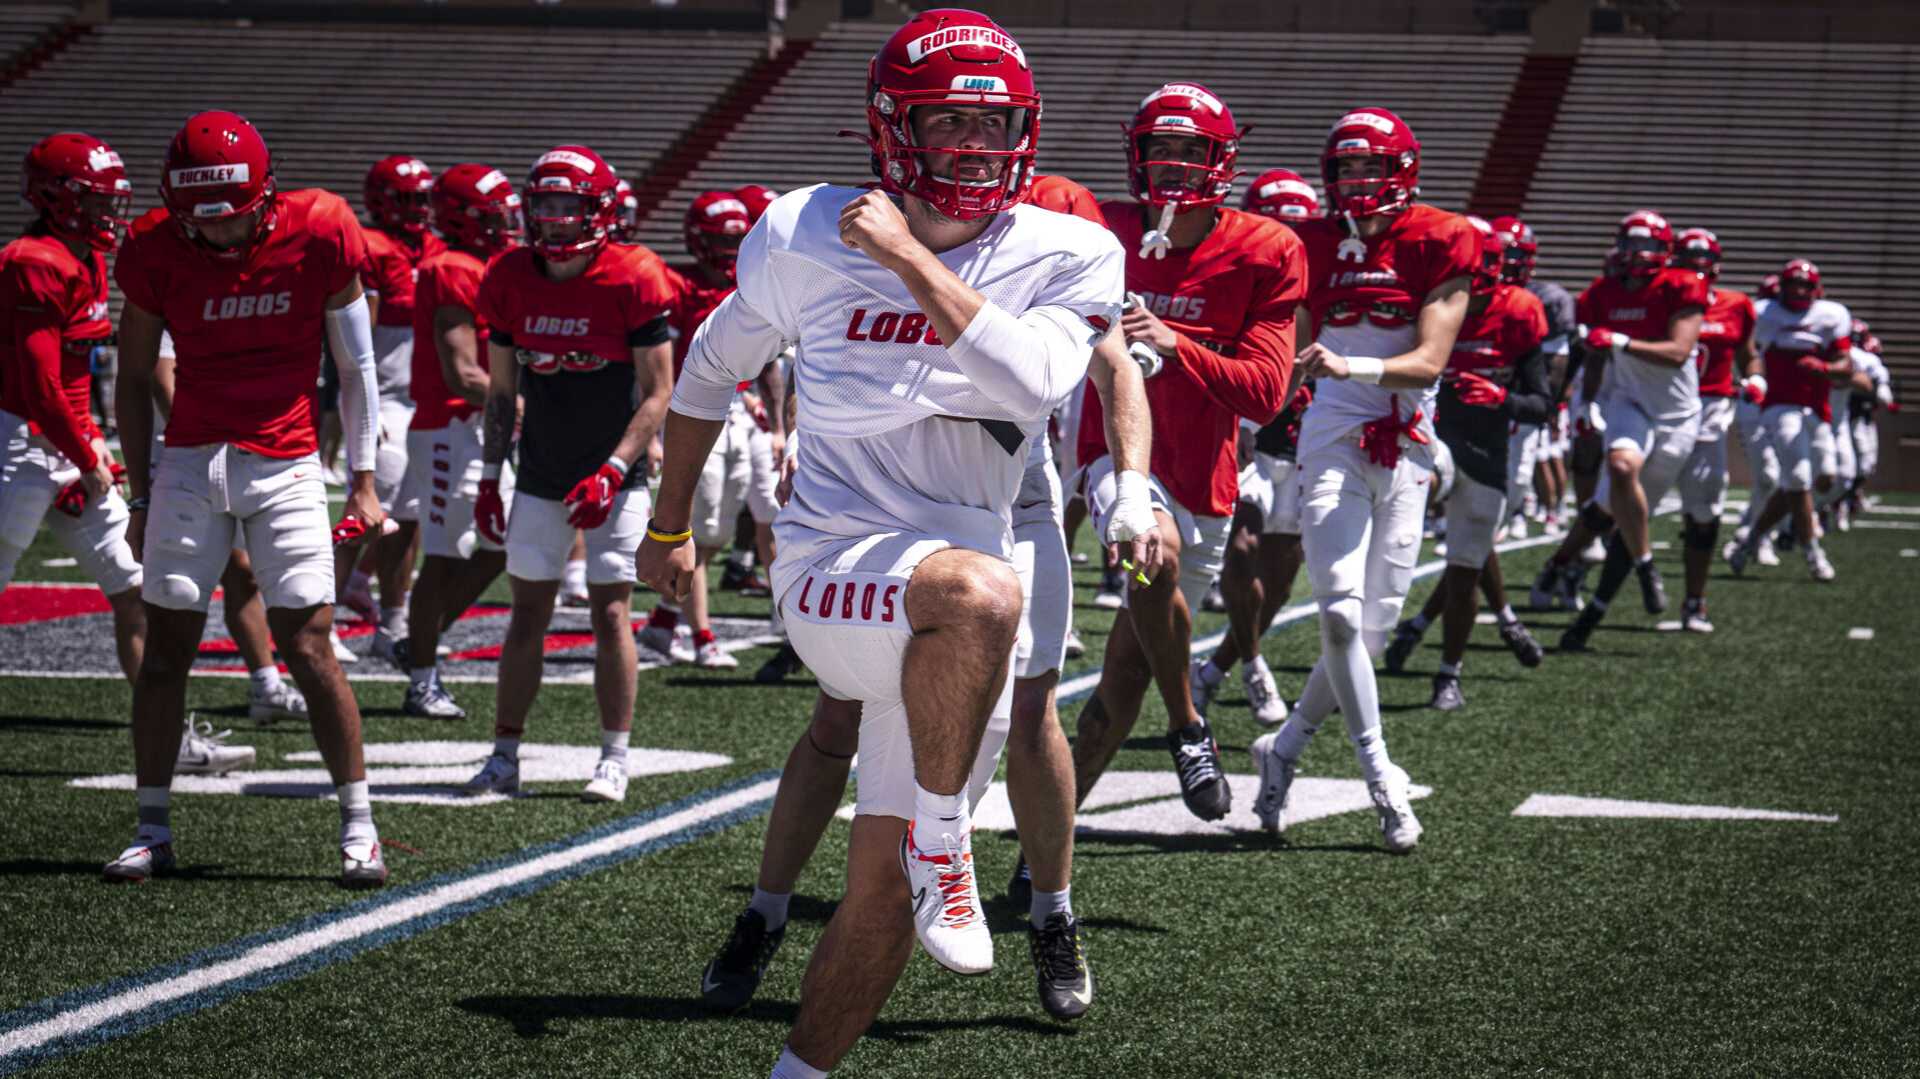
left=268, top=604, right=366, bottom=785
left=587, top=581, right=637, bottom=736
left=756, top=696, right=859, bottom=895
left=1438, top=564, right=1481, bottom=669
left=106, top=587, right=146, bottom=683
left=1605, top=449, right=1652, bottom=557
left=374, top=520, right=417, bottom=615
left=494, top=576, right=559, bottom=737
left=1216, top=518, right=1265, bottom=675
left=131, top=605, right=207, bottom=787
left=1006, top=672, right=1072, bottom=893
left=1208, top=533, right=1304, bottom=674
left=1070, top=513, right=1185, bottom=802
left=900, top=549, right=1021, bottom=795
left=405, top=550, right=506, bottom=669
left=222, top=554, right=276, bottom=670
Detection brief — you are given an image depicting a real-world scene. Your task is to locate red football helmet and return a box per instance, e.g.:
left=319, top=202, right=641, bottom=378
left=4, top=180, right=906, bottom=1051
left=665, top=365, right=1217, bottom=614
left=610, top=178, right=640, bottom=244
left=524, top=145, right=620, bottom=261
left=735, top=183, right=779, bottom=223
left=1612, top=209, right=1672, bottom=280
left=365, top=154, right=434, bottom=236
left=1464, top=215, right=1504, bottom=298
left=1125, top=82, right=1243, bottom=209
left=1241, top=167, right=1321, bottom=224
left=432, top=162, right=523, bottom=255
left=1780, top=258, right=1821, bottom=312
left=1489, top=214, right=1536, bottom=285
left=863, top=9, right=1040, bottom=220
left=1863, top=335, right=1883, bottom=356
left=1321, top=107, right=1419, bottom=219
left=1757, top=273, right=1781, bottom=300
left=21, top=132, right=132, bottom=252
left=159, top=110, right=277, bottom=261
left=684, top=189, right=753, bottom=280
left=1676, top=227, right=1721, bottom=281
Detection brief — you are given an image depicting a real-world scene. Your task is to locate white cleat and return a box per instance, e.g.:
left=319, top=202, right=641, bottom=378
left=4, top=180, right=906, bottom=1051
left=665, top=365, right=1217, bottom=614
left=176, top=716, right=255, bottom=775
left=103, top=837, right=176, bottom=883
left=1808, top=550, right=1836, bottom=583
left=638, top=622, right=696, bottom=664
left=464, top=753, right=520, bottom=795
left=581, top=758, right=629, bottom=803
left=696, top=641, right=739, bottom=670
left=248, top=679, right=308, bottom=722
left=1063, top=627, right=1086, bottom=659
left=1725, top=541, right=1751, bottom=577
left=403, top=674, right=466, bottom=719
left=330, top=627, right=358, bottom=664
left=1188, top=656, right=1219, bottom=720
left=1581, top=538, right=1607, bottom=564
left=1368, top=767, right=1423, bottom=854
left=1243, top=663, right=1289, bottom=728
left=1756, top=535, right=1781, bottom=567
left=1250, top=732, right=1297, bottom=835
left=899, top=823, right=992, bottom=975
left=341, top=839, right=388, bottom=889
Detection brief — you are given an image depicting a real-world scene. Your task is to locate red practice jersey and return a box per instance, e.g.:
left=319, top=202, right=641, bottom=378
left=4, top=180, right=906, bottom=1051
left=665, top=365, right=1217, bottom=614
left=115, top=189, right=368, bottom=458
left=663, top=263, right=735, bottom=378
left=1695, top=286, right=1756, bottom=399
left=361, top=225, right=446, bottom=329
left=1026, top=174, right=1105, bottom=226
left=409, top=246, right=492, bottom=430
left=1448, top=283, right=1548, bottom=380
left=1078, top=202, right=1303, bottom=517
left=1755, top=297, right=1852, bottom=421
left=1575, top=268, right=1709, bottom=420
left=0, top=232, right=110, bottom=469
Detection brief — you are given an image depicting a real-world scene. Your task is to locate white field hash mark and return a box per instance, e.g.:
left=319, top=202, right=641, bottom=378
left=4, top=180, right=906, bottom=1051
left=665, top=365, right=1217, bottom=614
left=1511, top=794, right=1837, bottom=823
left=1847, top=627, right=1875, bottom=641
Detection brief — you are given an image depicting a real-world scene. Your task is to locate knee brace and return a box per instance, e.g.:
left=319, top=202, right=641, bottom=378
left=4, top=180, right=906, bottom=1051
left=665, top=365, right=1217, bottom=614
left=1317, top=595, right=1363, bottom=649
left=274, top=571, right=333, bottom=610
left=1580, top=500, right=1615, bottom=535
left=1683, top=517, right=1719, bottom=553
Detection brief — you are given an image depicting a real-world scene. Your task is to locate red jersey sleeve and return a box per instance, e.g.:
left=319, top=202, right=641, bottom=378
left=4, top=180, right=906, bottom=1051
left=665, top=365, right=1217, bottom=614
left=1422, top=212, right=1480, bottom=296
left=1508, top=290, right=1548, bottom=357
left=474, top=259, right=511, bottom=341
left=1165, top=232, right=1304, bottom=424
left=112, top=230, right=164, bottom=316
left=1574, top=283, right=1597, bottom=330
left=440, top=255, right=485, bottom=316
left=3, top=257, right=97, bottom=468
left=318, top=195, right=370, bottom=297
left=1661, top=270, right=1709, bottom=322
left=625, top=251, right=677, bottom=345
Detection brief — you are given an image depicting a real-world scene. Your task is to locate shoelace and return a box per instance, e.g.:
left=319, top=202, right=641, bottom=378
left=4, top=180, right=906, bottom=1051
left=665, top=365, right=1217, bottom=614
left=1244, top=672, right=1274, bottom=708
left=922, top=833, right=981, bottom=930
left=1173, top=736, right=1222, bottom=790
left=184, top=714, right=236, bottom=750
left=593, top=759, right=624, bottom=783
left=720, top=913, right=780, bottom=973
left=1032, top=918, right=1083, bottom=981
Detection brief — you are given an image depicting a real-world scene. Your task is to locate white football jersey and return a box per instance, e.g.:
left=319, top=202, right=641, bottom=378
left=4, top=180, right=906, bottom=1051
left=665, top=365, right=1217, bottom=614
left=675, top=184, right=1124, bottom=599
left=1755, top=297, right=1851, bottom=358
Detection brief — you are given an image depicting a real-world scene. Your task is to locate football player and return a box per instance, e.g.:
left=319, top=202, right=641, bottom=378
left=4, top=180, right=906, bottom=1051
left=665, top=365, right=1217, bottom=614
left=1821, top=317, right=1873, bottom=529
left=1671, top=227, right=1755, bottom=631
left=1381, top=216, right=1550, bottom=708
left=461, top=145, right=677, bottom=802
left=1249, top=107, right=1477, bottom=853
left=109, top=111, right=388, bottom=886
left=1070, top=82, right=1301, bottom=824
left=611, top=176, right=640, bottom=244
left=1843, top=332, right=1893, bottom=514
left=1726, top=259, right=1852, bottom=582
left=1189, top=166, right=1322, bottom=727
left=1728, top=271, right=1785, bottom=565
left=1545, top=211, right=1707, bottom=652
left=1490, top=215, right=1576, bottom=535
left=639, top=12, right=1124, bottom=1073
left=397, top=163, right=524, bottom=718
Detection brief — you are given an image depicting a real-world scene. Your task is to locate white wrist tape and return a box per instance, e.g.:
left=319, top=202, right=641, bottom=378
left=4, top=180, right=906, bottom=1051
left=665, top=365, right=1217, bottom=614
left=324, top=295, right=380, bottom=474
left=1106, top=469, right=1157, bottom=544
left=604, top=455, right=629, bottom=477
left=1347, top=356, right=1385, bottom=384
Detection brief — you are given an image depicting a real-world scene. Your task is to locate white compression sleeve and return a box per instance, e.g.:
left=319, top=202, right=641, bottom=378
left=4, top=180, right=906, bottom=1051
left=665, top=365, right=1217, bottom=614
left=945, top=302, right=1097, bottom=422
left=325, top=294, right=380, bottom=474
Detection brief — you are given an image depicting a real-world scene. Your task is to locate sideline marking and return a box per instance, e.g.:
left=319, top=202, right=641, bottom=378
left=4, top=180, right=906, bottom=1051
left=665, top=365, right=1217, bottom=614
left=1512, top=793, right=1837, bottom=823
left=1847, top=627, right=1875, bottom=641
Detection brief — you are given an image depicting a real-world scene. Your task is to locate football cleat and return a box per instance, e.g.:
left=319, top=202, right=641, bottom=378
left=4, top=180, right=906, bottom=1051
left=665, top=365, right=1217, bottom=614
left=1755, top=535, right=1781, bottom=566
left=464, top=752, right=520, bottom=795
left=1368, top=766, right=1423, bottom=854
left=1249, top=732, right=1297, bottom=835
left=103, top=838, right=176, bottom=883
left=1808, top=549, right=1836, bottom=583
left=739, top=572, right=772, bottom=598
left=1028, top=912, right=1093, bottom=1021
left=1006, top=853, right=1033, bottom=913
left=1243, top=662, right=1288, bottom=728
left=900, top=823, right=992, bottom=975
left=1528, top=563, right=1561, bottom=610
left=1094, top=568, right=1125, bottom=610
left=637, top=622, right=695, bottom=664
left=1063, top=627, right=1086, bottom=660
left=1383, top=619, right=1424, bottom=673
left=719, top=559, right=754, bottom=591
left=581, top=758, right=629, bottom=803
left=1168, top=722, right=1231, bottom=821
left=176, top=716, right=255, bottom=775
left=330, top=626, right=358, bottom=664
left=700, top=909, right=786, bottom=1012
left=248, top=679, right=308, bottom=722
left=1681, top=597, right=1714, bottom=634
left=1428, top=672, right=1465, bottom=712
left=1497, top=619, right=1545, bottom=667
left=372, top=629, right=409, bottom=672
left=403, top=674, right=466, bottom=719
left=1581, top=537, right=1607, bottom=564
left=341, top=839, right=388, bottom=889
left=1201, top=579, right=1226, bottom=612
left=696, top=640, right=739, bottom=670
left=754, top=641, right=806, bottom=683
left=339, top=577, right=377, bottom=623
left=1188, top=655, right=1219, bottom=720
left=1725, top=540, right=1751, bottom=577
left=1558, top=605, right=1604, bottom=652
left=1636, top=560, right=1667, bottom=614
left=1506, top=513, right=1528, bottom=540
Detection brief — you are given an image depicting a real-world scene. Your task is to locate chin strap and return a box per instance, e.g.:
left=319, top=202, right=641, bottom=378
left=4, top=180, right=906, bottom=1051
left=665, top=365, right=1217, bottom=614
left=1138, top=202, right=1178, bottom=260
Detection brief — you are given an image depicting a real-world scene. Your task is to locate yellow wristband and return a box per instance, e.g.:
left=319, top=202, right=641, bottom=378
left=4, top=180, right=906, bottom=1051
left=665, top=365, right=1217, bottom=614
left=646, top=520, right=693, bottom=544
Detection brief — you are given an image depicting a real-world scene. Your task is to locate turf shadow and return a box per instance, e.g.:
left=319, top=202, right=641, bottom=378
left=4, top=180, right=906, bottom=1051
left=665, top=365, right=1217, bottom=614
left=0, top=859, right=335, bottom=884
left=0, top=714, right=125, bottom=732
left=720, top=885, right=839, bottom=925
left=1072, top=831, right=1386, bottom=857
left=455, top=993, right=1074, bottom=1041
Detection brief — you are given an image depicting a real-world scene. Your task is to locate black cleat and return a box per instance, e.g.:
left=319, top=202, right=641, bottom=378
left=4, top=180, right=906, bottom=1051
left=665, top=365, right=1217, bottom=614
left=700, top=909, right=786, bottom=1012
left=1168, top=722, right=1231, bottom=821
left=754, top=642, right=806, bottom=684
left=1558, top=605, right=1604, bottom=652
left=1681, top=596, right=1715, bottom=634
left=1636, top=560, right=1667, bottom=615
left=1383, top=620, right=1423, bottom=674
left=1428, top=672, right=1465, bottom=712
left=719, top=559, right=753, bottom=591
left=1006, top=853, right=1032, bottom=914
left=1497, top=618, right=1545, bottom=668
left=1028, top=912, right=1093, bottom=1021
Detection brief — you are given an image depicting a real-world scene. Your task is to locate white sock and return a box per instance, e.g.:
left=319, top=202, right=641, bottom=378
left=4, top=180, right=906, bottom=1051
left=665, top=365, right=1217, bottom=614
left=1030, top=885, right=1072, bottom=926
left=563, top=558, right=587, bottom=592
left=912, top=783, right=969, bottom=848
left=1271, top=709, right=1320, bottom=762
left=493, top=736, right=520, bottom=761
left=136, top=785, right=171, bottom=836
left=600, top=727, right=631, bottom=762
left=249, top=666, right=283, bottom=692
left=379, top=605, right=408, bottom=638
left=1247, top=653, right=1274, bottom=682
left=1197, top=658, right=1226, bottom=687
left=770, top=1045, right=828, bottom=1079
left=409, top=666, right=436, bottom=689
left=1437, top=660, right=1461, bottom=678
left=1495, top=604, right=1518, bottom=626
left=337, top=780, right=377, bottom=845
left=749, top=886, right=791, bottom=931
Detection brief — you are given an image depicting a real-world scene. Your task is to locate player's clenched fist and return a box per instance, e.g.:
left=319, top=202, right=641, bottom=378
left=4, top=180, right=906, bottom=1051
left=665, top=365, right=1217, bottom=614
left=636, top=532, right=698, bottom=603
left=838, top=189, right=921, bottom=268
left=1297, top=341, right=1349, bottom=380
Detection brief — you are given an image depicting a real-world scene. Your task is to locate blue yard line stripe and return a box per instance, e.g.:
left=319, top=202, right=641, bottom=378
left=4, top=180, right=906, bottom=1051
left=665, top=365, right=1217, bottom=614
left=0, top=770, right=780, bottom=1074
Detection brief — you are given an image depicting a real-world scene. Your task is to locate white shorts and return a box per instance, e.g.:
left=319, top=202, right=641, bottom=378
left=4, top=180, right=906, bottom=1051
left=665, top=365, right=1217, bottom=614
left=1083, top=454, right=1230, bottom=614
left=691, top=408, right=759, bottom=548
left=1596, top=397, right=1700, bottom=509
left=505, top=486, right=648, bottom=585
left=1013, top=450, right=1070, bottom=679
left=375, top=397, right=416, bottom=518
left=416, top=417, right=515, bottom=560
left=1733, top=396, right=1779, bottom=496
left=0, top=411, right=142, bottom=594
left=1444, top=474, right=1507, bottom=569
left=746, top=423, right=780, bottom=525
left=144, top=444, right=333, bottom=611
left=1507, top=422, right=1541, bottom=507
left=1676, top=397, right=1735, bottom=523
left=1830, top=416, right=1856, bottom=488
left=1761, top=404, right=1832, bottom=493
left=1297, top=436, right=1433, bottom=636
left=1238, top=451, right=1302, bottom=536
left=779, top=532, right=1012, bottom=820
left=1852, top=414, right=1879, bottom=478
left=1054, top=379, right=1089, bottom=489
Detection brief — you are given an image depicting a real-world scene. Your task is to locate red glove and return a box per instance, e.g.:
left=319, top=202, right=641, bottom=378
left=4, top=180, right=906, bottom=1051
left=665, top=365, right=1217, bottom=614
left=1585, top=326, right=1628, bottom=352
left=1454, top=370, right=1508, bottom=409
left=1740, top=375, right=1768, bottom=406
left=330, top=515, right=371, bottom=546
left=53, top=463, right=125, bottom=518
left=475, top=477, right=507, bottom=545
left=565, top=459, right=627, bottom=530
left=1358, top=406, right=1428, bottom=470
left=1794, top=355, right=1829, bottom=377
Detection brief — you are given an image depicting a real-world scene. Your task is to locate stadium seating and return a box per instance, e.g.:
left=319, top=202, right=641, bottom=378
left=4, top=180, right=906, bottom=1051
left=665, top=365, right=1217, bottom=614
left=632, top=22, right=1529, bottom=253
left=0, top=17, right=764, bottom=249
left=1518, top=37, right=1920, bottom=394
left=0, top=4, right=75, bottom=71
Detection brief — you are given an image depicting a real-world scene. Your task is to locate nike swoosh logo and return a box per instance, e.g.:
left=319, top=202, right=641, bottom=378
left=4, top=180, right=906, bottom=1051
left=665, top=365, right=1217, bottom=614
left=911, top=886, right=929, bottom=914
left=701, top=964, right=724, bottom=995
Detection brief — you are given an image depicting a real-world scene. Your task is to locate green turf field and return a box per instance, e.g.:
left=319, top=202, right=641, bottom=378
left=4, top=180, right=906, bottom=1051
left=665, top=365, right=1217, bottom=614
left=3, top=494, right=1917, bottom=1077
